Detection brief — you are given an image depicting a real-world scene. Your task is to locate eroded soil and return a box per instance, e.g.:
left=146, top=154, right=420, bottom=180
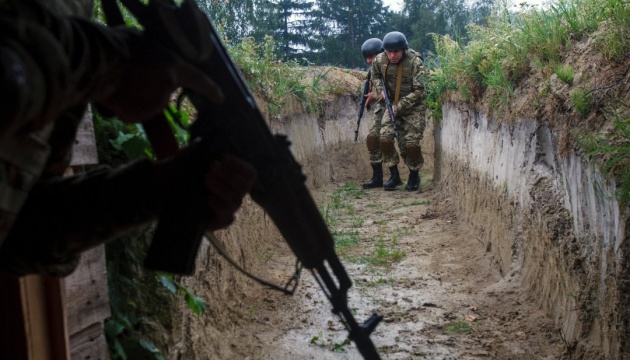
left=222, top=179, right=566, bottom=360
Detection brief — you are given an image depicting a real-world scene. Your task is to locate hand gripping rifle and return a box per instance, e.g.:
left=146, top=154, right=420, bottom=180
left=380, top=74, right=399, bottom=139
left=102, top=1, right=382, bottom=358
left=354, top=72, right=371, bottom=142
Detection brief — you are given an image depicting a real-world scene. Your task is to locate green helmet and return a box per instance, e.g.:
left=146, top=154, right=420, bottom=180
left=361, top=38, right=383, bottom=58
left=383, top=31, right=408, bottom=51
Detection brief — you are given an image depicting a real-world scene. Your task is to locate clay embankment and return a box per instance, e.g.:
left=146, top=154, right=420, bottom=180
left=438, top=103, right=628, bottom=359
left=164, top=68, right=628, bottom=359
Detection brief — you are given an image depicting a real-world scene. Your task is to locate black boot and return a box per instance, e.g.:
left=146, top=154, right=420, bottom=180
left=383, top=166, right=402, bottom=191
left=406, top=170, right=420, bottom=191
left=363, top=163, right=383, bottom=189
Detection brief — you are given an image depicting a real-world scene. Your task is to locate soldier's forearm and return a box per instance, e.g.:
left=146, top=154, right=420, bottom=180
left=0, top=159, right=164, bottom=275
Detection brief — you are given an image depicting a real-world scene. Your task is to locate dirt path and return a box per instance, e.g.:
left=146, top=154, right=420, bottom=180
left=228, top=182, right=566, bottom=359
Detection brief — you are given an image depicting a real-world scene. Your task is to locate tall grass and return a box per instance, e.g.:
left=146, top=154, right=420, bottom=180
left=577, top=109, right=630, bottom=205
left=429, top=0, right=630, bottom=202
left=228, top=35, right=328, bottom=118
left=429, top=0, right=629, bottom=115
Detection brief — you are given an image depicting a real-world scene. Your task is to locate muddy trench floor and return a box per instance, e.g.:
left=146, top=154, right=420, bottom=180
left=220, top=180, right=566, bottom=360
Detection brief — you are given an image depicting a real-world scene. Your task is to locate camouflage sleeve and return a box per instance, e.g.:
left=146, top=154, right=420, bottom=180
left=0, top=159, right=163, bottom=276
left=396, top=56, right=426, bottom=115
left=0, top=3, right=133, bottom=128
left=370, top=54, right=385, bottom=105
left=368, top=71, right=382, bottom=103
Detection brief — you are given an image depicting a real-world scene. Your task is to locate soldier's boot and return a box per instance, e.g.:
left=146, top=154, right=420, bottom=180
left=363, top=163, right=383, bottom=189
left=406, top=170, right=420, bottom=191
left=383, top=166, right=403, bottom=191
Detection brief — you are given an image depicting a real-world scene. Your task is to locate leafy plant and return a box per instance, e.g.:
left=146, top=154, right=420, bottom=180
left=577, top=109, right=630, bottom=204
left=571, top=88, right=593, bottom=116
left=554, top=64, right=575, bottom=85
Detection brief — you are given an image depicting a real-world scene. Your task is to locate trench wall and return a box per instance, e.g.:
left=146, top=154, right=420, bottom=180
left=439, top=102, right=629, bottom=359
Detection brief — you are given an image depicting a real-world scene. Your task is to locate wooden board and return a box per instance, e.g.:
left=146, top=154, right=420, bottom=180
left=65, top=245, right=111, bottom=336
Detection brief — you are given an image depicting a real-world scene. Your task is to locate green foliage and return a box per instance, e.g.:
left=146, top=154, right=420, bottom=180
left=104, top=231, right=173, bottom=360
left=577, top=109, right=630, bottom=205
left=93, top=108, right=202, bottom=360
left=431, top=0, right=627, bottom=114
left=596, top=0, right=630, bottom=61
left=554, top=64, right=575, bottom=85
left=446, top=319, right=473, bottom=334
left=570, top=89, right=593, bottom=117
left=227, top=36, right=327, bottom=117
left=365, top=236, right=407, bottom=266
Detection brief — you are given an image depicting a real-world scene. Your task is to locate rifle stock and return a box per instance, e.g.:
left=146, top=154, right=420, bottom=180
left=354, top=72, right=370, bottom=142
left=114, top=0, right=382, bottom=358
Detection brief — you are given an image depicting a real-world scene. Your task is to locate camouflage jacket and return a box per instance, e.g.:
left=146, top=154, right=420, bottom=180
left=371, top=49, right=426, bottom=116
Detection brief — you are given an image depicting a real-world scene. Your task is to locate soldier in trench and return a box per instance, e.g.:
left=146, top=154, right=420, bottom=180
left=0, top=1, right=256, bottom=275
left=360, top=37, right=386, bottom=189
left=371, top=31, right=427, bottom=191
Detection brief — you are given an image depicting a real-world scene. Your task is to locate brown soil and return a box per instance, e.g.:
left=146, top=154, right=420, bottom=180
left=202, top=177, right=566, bottom=359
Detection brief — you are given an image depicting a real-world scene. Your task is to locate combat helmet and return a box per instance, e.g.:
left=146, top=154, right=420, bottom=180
left=361, top=38, right=384, bottom=58
left=382, top=31, right=408, bottom=51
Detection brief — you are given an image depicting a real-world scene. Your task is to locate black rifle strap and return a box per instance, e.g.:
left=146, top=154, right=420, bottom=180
left=205, top=232, right=300, bottom=295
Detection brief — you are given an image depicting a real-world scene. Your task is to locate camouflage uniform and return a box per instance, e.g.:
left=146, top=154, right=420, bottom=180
left=371, top=49, right=426, bottom=171
left=0, top=1, right=163, bottom=275
left=366, top=70, right=384, bottom=164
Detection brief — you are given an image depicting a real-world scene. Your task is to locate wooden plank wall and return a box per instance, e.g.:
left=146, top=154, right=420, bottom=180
left=65, top=110, right=111, bottom=360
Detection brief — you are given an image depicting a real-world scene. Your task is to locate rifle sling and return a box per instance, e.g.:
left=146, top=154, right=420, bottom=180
left=382, top=59, right=404, bottom=106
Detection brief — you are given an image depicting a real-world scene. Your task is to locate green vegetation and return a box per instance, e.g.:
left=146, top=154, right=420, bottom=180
left=364, top=236, right=407, bottom=266
left=429, top=0, right=629, bottom=117
left=429, top=0, right=630, bottom=202
left=570, top=88, right=593, bottom=117
left=554, top=64, right=575, bottom=85
left=228, top=36, right=332, bottom=117
left=577, top=109, right=630, bottom=205
left=320, top=184, right=408, bottom=267
left=309, top=332, right=352, bottom=352
left=446, top=319, right=474, bottom=334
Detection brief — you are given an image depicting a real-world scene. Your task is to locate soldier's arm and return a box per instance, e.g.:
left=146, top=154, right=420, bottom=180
left=0, top=4, right=253, bottom=276
left=396, top=56, right=426, bottom=114
left=370, top=55, right=384, bottom=104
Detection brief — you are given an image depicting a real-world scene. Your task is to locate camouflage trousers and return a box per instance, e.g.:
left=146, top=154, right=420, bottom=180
left=366, top=106, right=384, bottom=164
left=379, top=108, right=426, bottom=171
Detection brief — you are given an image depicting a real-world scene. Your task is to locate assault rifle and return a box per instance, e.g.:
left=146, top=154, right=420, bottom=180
left=380, top=74, right=399, bottom=139
left=102, top=1, right=382, bottom=359
left=354, top=72, right=371, bottom=142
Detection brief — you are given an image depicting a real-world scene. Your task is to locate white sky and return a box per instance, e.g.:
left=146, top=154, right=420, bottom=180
left=382, top=0, right=403, bottom=12
left=381, top=0, right=546, bottom=13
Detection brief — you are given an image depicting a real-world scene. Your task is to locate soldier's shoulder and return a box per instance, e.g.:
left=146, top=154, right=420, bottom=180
left=407, top=49, right=423, bottom=61
left=374, top=52, right=387, bottom=64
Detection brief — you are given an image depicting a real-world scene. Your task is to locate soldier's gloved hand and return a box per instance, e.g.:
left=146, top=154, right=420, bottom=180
left=155, top=139, right=257, bottom=231
left=203, top=154, right=257, bottom=230
left=392, top=105, right=398, bottom=116
left=94, top=30, right=224, bottom=124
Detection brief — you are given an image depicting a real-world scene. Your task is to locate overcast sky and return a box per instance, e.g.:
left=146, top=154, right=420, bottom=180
left=381, top=0, right=546, bottom=13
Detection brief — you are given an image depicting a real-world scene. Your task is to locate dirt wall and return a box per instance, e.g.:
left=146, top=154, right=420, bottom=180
left=165, top=79, right=437, bottom=358
left=438, top=102, right=629, bottom=359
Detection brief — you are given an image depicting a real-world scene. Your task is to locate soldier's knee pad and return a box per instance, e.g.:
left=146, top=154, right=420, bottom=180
left=405, top=144, right=422, bottom=163
left=366, top=134, right=380, bottom=152
left=380, top=138, right=396, bottom=157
